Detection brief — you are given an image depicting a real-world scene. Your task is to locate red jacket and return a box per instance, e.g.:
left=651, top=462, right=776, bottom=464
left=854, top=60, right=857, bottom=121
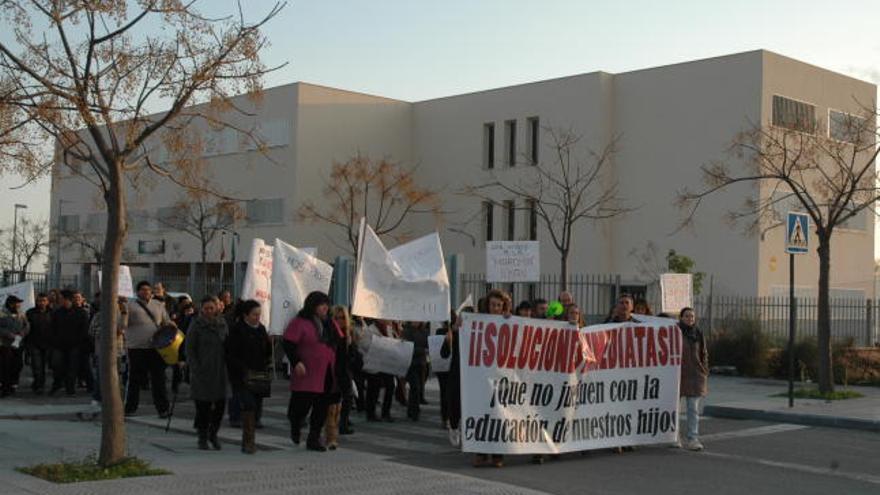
left=283, top=316, right=343, bottom=393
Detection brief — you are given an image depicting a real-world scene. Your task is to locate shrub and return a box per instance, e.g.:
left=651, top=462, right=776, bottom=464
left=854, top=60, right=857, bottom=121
left=17, top=457, right=169, bottom=484
left=708, top=317, right=772, bottom=377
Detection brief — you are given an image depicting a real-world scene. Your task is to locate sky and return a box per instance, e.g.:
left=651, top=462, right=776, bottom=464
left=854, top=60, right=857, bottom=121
left=3, top=0, right=880, bottom=263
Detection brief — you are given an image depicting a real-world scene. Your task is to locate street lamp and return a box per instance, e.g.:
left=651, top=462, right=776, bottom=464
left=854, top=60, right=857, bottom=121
left=12, top=204, right=27, bottom=276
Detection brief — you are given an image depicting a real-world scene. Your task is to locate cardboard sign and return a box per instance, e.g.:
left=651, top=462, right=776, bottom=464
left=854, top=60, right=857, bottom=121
left=269, top=239, right=333, bottom=335
left=97, top=265, right=134, bottom=298
left=660, top=273, right=693, bottom=314
left=362, top=334, right=414, bottom=376
left=486, top=241, right=540, bottom=282
left=428, top=334, right=451, bottom=373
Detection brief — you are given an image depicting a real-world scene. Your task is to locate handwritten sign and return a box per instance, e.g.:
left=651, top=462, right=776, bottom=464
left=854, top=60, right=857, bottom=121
left=486, top=241, right=540, bottom=283
left=97, top=265, right=134, bottom=298
left=660, top=273, right=692, bottom=315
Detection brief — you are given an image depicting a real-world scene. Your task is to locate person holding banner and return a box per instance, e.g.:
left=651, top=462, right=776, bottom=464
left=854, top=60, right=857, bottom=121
left=186, top=296, right=229, bottom=451
left=0, top=295, right=29, bottom=397
left=282, top=291, right=343, bottom=452
left=472, top=289, right=511, bottom=468
left=362, top=319, right=398, bottom=423
left=226, top=300, right=272, bottom=455
left=515, top=301, right=533, bottom=318
left=678, top=307, right=708, bottom=451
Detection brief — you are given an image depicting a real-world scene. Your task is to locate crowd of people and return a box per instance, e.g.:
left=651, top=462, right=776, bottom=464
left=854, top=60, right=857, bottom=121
left=0, top=282, right=709, bottom=462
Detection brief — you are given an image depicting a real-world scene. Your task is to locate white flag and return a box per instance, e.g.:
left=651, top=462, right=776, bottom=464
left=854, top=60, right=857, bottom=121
left=0, top=281, right=35, bottom=311
left=269, top=238, right=333, bottom=335
left=352, top=223, right=450, bottom=322
left=241, top=238, right=274, bottom=327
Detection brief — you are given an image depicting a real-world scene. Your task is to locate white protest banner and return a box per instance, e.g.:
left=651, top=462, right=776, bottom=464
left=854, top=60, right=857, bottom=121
left=660, top=273, right=693, bottom=315
left=241, top=238, right=273, bottom=327
left=486, top=241, right=540, bottom=283
left=0, top=281, right=35, bottom=311
left=428, top=334, right=451, bottom=373
left=458, top=313, right=682, bottom=454
left=97, top=265, right=134, bottom=298
left=269, top=239, right=333, bottom=335
left=362, top=334, right=414, bottom=376
left=352, top=223, right=450, bottom=321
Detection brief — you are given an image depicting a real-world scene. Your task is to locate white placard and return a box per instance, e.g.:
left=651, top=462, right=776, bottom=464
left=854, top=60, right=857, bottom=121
left=241, top=238, right=274, bottom=327
left=269, top=239, right=333, bottom=335
left=486, top=241, right=540, bottom=283
left=96, top=265, right=134, bottom=298
left=660, top=273, right=693, bottom=314
left=459, top=313, right=682, bottom=455
left=0, top=281, right=35, bottom=311
left=428, top=334, right=451, bottom=373
left=362, top=334, right=414, bottom=376
left=352, top=222, right=450, bottom=322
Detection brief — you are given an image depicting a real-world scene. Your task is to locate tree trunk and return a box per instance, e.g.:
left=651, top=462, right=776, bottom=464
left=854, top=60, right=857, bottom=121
left=816, top=236, right=834, bottom=394
left=98, top=163, right=127, bottom=466
left=560, top=249, right=569, bottom=292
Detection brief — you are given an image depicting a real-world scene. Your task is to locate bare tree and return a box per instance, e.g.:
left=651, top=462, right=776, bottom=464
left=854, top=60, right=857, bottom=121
left=156, top=187, right=242, bottom=294
left=0, top=217, right=48, bottom=274
left=677, top=109, right=878, bottom=394
left=467, top=128, right=633, bottom=290
left=0, top=1, right=283, bottom=465
left=297, top=153, right=443, bottom=256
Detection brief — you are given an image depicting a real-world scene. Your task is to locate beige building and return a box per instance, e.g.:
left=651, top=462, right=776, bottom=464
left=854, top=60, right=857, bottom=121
left=50, top=50, right=876, bottom=300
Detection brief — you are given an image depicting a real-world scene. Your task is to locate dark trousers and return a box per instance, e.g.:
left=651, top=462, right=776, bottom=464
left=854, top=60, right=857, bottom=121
left=51, top=347, right=80, bottom=394
left=288, top=391, right=330, bottom=442
left=448, top=374, right=461, bottom=430
left=28, top=347, right=49, bottom=392
left=77, top=349, right=94, bottom=391
left=365, top=373, right=394, bottom=418
left=436, top=372, right=449, bottom=423
left=0, top=346, right=23, bottom=394
left=406, top=363, right=425, bottom=419
left=194, top=399, right=225, bottom=432
left=125, top=348, right=169, bottom=414
left=353, top=370, right=367, bottom=410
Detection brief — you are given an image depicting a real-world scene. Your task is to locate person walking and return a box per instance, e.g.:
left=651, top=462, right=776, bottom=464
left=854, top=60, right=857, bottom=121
left=49, top=290, right=90, bottom=396
left=226, top=299, right=271, bottom=454
left=282, top=291, right=342, bottom=452
left=326, top=305, right=355, bottom=445
left=0, top=295, right=29, bottom=397
left=25, top=293, right=52, bottom=394
left=401, top=321, right=429, bottom=422
left=125, top=281, right=171, bottom=417
left=362, top=319, right=396, bottom=422
left=186, top=296, right=229, bottom=450
left=473, top=289, right=510, bottom=468
left=678, top=307, right=708, bottom=451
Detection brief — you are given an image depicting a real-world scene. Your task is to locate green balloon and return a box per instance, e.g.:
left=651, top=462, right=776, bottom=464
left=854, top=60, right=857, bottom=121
left=547, top=300, right=564, bottom=318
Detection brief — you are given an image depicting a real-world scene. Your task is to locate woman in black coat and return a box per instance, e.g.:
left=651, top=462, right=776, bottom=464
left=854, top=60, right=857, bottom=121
left=225, top=299, right=272, bottom=454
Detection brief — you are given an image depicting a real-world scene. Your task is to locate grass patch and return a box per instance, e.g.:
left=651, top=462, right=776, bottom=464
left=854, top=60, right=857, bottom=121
left=17, top=457, right=169, bottom=484
left=771, top=388, right=864, bottom=400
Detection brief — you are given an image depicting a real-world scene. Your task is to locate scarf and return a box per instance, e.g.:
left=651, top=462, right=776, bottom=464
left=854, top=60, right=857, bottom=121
left=678, top=321, right=700, bottom=342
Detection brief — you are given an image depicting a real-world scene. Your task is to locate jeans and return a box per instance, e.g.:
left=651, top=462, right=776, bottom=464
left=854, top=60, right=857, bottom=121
left=684, top=396, right=701, bottom=441
left=27, top=347, right=49, bottom=392
left=51, top=347, right=80, bottom=394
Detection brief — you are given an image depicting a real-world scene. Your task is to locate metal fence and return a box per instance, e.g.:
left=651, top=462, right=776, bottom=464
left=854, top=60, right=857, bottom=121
left=2, top=271, right=79, bottom=294
left=458, top=273, right=621, bottom=324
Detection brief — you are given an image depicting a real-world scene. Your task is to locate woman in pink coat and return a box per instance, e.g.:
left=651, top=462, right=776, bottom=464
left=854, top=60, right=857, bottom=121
left=282, top=291, right=343, bottom=452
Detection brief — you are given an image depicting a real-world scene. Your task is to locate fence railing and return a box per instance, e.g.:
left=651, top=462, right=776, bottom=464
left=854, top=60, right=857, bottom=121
left=2, top=271, right=79, bottom=295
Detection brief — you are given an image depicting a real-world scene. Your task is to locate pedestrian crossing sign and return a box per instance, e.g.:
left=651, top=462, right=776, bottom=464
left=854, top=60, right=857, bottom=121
left=785, top=212, right=809, bottom=254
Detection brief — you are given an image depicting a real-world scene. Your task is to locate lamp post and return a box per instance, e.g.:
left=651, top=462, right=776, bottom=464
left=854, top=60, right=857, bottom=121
left=53, top=199, right=71, bottom=289
left=12, top=204, right=28, bottom=277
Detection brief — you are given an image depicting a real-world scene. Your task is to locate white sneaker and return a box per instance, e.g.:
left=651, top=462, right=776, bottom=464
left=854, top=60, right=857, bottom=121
left=671, top=438, right=682, bottom=449
left=686, top=439, right=704, bottom=451
left=448, top=428, right=461, bottom=448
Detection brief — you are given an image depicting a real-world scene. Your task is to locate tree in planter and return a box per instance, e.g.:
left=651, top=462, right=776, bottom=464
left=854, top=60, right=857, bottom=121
left=0, top=217, right=48, bottom=274
left=468, top=127, right=632, bottom=290
left=297, top=153, right=444, bottom=256
left=155, top=187, right=242, bottom=295
left=0, top=1, right=283, bottom=465
left=678, top=109, right=878, bottom=394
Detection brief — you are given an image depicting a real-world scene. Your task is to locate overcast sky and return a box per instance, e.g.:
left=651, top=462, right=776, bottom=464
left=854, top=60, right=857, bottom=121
left=2, top=0, right=879, bottom=262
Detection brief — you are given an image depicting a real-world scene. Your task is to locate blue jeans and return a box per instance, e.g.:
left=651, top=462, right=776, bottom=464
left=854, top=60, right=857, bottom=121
left=684, top=396, right=701, bottom=441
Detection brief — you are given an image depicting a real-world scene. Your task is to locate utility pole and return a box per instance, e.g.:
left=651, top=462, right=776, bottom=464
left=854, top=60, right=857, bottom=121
left=12, top=204, right=28, bottom=276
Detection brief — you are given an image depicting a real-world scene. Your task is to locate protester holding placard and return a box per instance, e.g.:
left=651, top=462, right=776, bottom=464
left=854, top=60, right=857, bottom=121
left=0, top=295, right=29, bottom=397
left=402, top=321, right=429, bottom=422
left=678, top=307, right=708, bottom=451
left=472, top=289, right=511, bottom=468
left=25, top=293, right=52, bottom=394
left=440, top=308, right=469, bottom=447
left=325, top=305, right=355, bottom=448
left=515, top=301, right=533, bottom=318
left=226, top=300, right=272, bottom=455
left=362, top=319, right=397, bottom=423
left=282, top=291, right=343, bottom=452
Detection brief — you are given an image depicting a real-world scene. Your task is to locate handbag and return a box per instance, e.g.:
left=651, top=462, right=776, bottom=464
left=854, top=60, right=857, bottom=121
left=245, top=369, right=272, bottom=398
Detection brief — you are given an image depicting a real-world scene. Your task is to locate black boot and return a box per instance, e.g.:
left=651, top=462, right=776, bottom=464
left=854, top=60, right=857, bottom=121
left=209, top=426, right=222, bottom=450
left=306, top=431, right=326, bottom=452
left=197, top=428, right=209, bottom=450
left=290, top=424, right=301, bottom=445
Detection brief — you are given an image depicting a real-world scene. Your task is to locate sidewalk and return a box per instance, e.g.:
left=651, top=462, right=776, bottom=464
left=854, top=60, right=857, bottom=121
left=703, top=376, right=880, bottom=432
left=0, top=418, right=549, bottom=495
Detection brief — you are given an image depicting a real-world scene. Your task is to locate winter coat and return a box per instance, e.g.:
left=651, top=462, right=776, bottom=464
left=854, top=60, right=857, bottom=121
left=679, top=322, right=709, bottom=397
left=225, top=320, right=271, bottom=391
left=0, top=309, right=28, bottom=347
left=401, top=324, right=429, bottom=366
left=50, top=306, right=90, bottom=351
left=185, top=315, right=228, bottom=401
left=126, top=298, right=170, bottom=349
left=24, top=307, right=52, bottom=349
left=282, top=316, right=342, bottom=394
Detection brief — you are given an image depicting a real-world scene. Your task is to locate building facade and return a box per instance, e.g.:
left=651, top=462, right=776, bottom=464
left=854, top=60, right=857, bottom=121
left=50, top=50, right=876, bottom=299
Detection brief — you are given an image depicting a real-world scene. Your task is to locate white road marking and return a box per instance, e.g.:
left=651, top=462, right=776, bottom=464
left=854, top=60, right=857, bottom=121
left=700, top=423, right=808, bottom=442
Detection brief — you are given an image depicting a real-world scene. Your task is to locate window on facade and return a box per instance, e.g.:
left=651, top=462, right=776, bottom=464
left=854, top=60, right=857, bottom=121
left=59, top=214, right=80, bottom=233
left=526, top=199, right=538, bottom=241
left=527, top=117, right=539, bottom=165
left=484, top=201, right=494, bottom=241
left=247, top=198, right=284, bottom=225
left=505, top=120, right=517, bottom=167
left=138, top=240, right=165, bottom=255
left=504, top=200, right=515, bottom=240
left=772, top=95, right=816, bottom=133
left=829, top=110, right=870, bottom=144
left=483, top=123, right=495, bottom=169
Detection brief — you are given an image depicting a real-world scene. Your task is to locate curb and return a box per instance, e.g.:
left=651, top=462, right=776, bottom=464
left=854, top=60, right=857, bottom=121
left=703, top=405, right=880, bottom=433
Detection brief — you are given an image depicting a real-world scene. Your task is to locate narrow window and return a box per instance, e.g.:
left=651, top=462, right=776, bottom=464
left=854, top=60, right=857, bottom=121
left=505, top=119, right=517, bottom=167
left=483, top=123, right=495, bottom=169
left=527, top=117, right=539, bottom=165
left=527, top=199, right=538, bottom=240
left=484, top=201, right=494, bottom=241
left=504, top=200, right=515, bottom=240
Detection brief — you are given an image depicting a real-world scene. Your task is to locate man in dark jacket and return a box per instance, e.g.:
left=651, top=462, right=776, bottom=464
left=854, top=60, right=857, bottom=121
left=25, top=293, right=52, bottom=394
left=49, top=290, right=91, bottom=396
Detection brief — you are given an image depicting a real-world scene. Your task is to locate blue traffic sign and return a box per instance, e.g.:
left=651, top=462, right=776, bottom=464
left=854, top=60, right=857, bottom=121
left=785, top=212, right=809, bottom=254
